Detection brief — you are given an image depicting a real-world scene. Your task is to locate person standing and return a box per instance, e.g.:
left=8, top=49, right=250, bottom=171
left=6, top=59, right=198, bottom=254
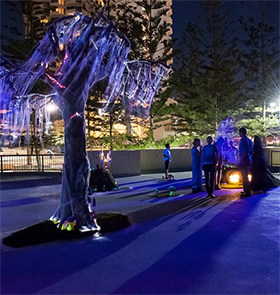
left=250, top=135, right=280, bottom=192
left=214, top=137, right=225, bottom=189
left=238, top=127, right=253, bottom=197
left=202, top=136, right=218, bottom=198
left=163, top=143, right=171, bottom=179
left=191, top=138, right=202, bottom=193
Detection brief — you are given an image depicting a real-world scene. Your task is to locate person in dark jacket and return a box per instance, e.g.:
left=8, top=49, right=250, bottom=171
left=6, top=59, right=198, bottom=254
left=191, top=138, right=202, bottom=193
left=250, top=135, right=280, bottom=192
left=239, top=127, right=253, bottom=197
left=202, top=136, right=218, bottom=198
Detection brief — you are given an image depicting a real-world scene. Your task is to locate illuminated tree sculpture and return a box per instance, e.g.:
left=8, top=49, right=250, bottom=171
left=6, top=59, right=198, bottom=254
left=0, top=10, right=169, bottom=230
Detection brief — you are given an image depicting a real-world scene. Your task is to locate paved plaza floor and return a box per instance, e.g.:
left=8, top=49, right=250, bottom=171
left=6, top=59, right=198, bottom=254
left=1, top=172, right=279, bottom=294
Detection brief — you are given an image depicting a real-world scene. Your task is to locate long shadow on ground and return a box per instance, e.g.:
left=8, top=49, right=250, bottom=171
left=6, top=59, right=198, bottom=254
left=0, top=194, right=60, bottom=208
left=116, top=179, right=193, bottom=200
left=113, top=195, right=272, bottom=294
left=1, top=191, right=236, bottom=294
left=0, top=176, right=62, bottom=190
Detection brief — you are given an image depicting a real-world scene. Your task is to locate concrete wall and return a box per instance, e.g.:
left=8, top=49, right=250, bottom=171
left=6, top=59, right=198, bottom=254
left=140, top=149, right=191, bottom=173
left=87, top=150, right=141, bottom=177
left=264, top=147, right=280, bottom=172
left=88, top=149, right=192, bottom=176
left=88, top=148, right=280, bottom=177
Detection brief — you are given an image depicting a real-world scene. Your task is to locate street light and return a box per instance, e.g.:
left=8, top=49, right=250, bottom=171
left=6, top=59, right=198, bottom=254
left=46, top=102, right=57, bottom=112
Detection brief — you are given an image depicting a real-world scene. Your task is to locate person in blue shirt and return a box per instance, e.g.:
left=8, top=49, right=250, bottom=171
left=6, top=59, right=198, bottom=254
left=191, top=138, right=202, bottom=193
left=202, top=136, right=218, bottom=198
left=239, top=127, right=253, bottom=197
left=163, top=143, right=171, bottom=179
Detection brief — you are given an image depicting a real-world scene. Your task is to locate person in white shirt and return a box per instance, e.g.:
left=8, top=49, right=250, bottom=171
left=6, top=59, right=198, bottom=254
left=163, top=143, right=171, bottom=179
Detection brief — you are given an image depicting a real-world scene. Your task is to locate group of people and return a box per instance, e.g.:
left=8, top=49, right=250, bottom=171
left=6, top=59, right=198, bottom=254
left=163, top=127, right=280, bottom=198
left=191, top=127, right=280, bottom=198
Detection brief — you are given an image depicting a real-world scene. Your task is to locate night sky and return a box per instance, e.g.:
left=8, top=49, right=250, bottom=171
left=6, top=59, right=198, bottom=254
left=172, top=0, right=280, bottom=42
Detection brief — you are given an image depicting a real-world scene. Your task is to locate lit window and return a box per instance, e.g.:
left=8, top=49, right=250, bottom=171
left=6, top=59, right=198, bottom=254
left=40, top=18, right=49, bottom=24
left=98, top=0, right=104, bottom=7
left=114, top=123, right=126, bottom=134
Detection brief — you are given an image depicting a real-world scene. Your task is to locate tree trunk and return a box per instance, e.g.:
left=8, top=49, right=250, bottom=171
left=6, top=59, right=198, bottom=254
left=125, top=112, right=132, bottom=137
left=52, top=94, right=92, bottom=229
left=109, top=113, right=113, bottom=150
left=150, top=115, right=153, bottom=132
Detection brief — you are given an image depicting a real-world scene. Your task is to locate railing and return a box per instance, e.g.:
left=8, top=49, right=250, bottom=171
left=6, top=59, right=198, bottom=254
left=0, top=154, right=64, bottom=173
left=271, top=151, right=280, bottom=167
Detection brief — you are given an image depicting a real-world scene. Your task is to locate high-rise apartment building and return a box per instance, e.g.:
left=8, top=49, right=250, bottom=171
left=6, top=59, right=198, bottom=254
left=0, top=1, right=25, bottom=57
left=27, top=1, right=172, bottom=57
left=24, top=1, right=107, bottom=40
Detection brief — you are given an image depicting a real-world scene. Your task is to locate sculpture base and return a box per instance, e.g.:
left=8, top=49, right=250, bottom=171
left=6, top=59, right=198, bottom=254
left=2, top=213, right=131, bottom=248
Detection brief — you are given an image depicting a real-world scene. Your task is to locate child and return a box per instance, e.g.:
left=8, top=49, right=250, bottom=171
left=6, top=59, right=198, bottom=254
left=163, top=143, right=171, bottom=179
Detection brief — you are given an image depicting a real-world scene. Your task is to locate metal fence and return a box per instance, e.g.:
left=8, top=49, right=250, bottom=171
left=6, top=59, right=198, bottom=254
left=1, top=149, right=280, bottom=174
left=0, top=154, right=64, bottom=173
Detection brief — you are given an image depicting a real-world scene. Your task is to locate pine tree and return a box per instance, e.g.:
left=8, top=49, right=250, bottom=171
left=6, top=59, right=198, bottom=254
left=239, top=1, right=279, bottom=100
left=238, top=0, right=279, bottom=139
left=171, top=22, right=209, bottom=136
left=173, top=0, right=243, bottom=136
left=84, top=1, right=173, bottom=142
left=84, top=0, right=104, bottom=17
left=113, top=1, right=144, bottom=60
left=133, top=0, right=173, bottom=134
left=199, top=0, right=243, bottom=132
left=134, top=0, right=172, bottom=62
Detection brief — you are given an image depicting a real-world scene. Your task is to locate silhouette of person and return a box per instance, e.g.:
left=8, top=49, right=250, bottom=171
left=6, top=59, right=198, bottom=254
left=239, top=127, right=253, bottom=197
left=202, top=136, right=218, bottom=198
left=191, top=138, right=202, bottom=193
left=214, top=137, right=225, bottom=189
left=250, top=135, right=280, bottom=192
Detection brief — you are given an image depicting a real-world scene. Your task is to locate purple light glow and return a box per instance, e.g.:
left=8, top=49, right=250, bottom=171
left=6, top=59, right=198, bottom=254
left=0, top=9, right=170, bottom=229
